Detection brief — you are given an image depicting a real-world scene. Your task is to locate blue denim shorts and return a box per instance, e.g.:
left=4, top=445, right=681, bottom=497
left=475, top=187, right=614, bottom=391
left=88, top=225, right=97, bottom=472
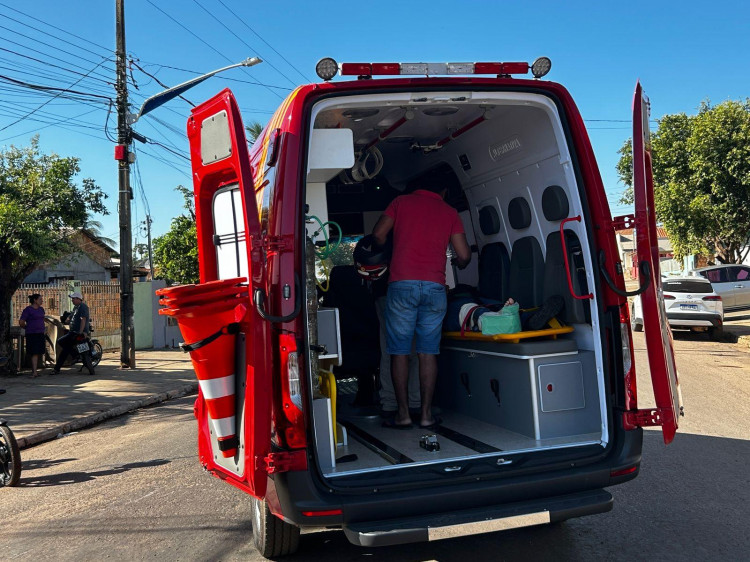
left=386, top=281, right=447, bottom=355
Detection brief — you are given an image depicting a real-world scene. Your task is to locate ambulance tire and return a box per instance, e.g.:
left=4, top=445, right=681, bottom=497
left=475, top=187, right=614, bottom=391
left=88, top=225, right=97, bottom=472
left=251, top=496, right=300, bottom=558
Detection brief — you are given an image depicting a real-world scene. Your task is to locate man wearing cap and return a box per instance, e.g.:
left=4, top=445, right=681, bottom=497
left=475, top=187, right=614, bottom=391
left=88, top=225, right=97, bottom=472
left=53, top=291, right=95, bottom=375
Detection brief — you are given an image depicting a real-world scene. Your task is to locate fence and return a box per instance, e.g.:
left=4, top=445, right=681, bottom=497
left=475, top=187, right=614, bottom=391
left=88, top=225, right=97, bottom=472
left=11, top=281, right=121, bottom=351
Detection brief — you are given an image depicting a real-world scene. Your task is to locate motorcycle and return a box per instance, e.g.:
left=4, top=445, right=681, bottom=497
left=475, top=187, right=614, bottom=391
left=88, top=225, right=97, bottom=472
left=0, top=389, right=21, bottom=487
left=54, top=312, right=103, bottom=370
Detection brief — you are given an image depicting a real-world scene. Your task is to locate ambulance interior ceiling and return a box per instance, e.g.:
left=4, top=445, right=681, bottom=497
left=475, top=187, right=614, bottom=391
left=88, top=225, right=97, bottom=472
left=309, top=93, right=570, bottom=236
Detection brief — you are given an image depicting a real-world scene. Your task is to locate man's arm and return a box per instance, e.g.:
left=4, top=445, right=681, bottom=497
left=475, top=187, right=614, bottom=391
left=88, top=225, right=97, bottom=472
left=450, top=232, right=471, bottom=269
left=372, top=214, right=394, bottom=247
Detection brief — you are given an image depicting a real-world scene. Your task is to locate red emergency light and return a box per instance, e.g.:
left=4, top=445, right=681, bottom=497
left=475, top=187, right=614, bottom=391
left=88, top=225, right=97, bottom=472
left=318, top=57, right=551, bottom=80
left=339, top=61, right=530, bottom=78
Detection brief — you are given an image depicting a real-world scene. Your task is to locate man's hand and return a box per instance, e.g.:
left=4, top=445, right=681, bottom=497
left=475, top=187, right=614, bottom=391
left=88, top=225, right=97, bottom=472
left=450, top=232, right=471, bottom=269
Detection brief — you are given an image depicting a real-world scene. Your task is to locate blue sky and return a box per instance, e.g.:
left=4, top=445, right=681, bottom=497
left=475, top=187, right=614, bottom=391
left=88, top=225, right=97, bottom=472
left=2, top=0, right=749, bottom=250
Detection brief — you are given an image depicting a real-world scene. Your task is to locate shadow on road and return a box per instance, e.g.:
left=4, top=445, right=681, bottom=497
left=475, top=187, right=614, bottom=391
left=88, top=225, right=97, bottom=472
left=20, top=458, right=171, bottom=487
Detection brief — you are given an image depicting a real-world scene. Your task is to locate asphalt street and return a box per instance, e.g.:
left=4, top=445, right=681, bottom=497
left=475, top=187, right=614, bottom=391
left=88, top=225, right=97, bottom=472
left=1, top=320, right=749, bottom=561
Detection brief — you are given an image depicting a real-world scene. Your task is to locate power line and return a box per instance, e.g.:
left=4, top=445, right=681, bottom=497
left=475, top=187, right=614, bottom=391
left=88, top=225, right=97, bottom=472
left=0, top=57, right=113, bottom=132
left=214, top=0, right=312, bottom=83
left=0, top=25, right=115, bottom=82
left=0, top=74, right=113, bottom=102
left=138, top=59, right=293, bottom=92
left=144, top=0, right=285, bottom=99
left=0, top=2, right=113, bottom=56
left=191, top=0, right=298, bottom=87
left=0, top=46, right=114, bottom=88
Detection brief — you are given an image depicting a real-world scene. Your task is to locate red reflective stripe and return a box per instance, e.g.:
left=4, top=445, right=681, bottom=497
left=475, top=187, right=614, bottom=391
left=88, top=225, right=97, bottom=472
left=301, top=509, right=343, bottom=517
left=610, top=465, right=638, bottom=477
left=205, top=394, right=235, bottom=419
left=340, top=63, right=371, bottom=75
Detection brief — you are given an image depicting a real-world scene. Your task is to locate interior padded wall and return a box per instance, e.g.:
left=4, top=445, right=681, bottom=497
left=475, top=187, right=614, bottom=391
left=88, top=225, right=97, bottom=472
left=508, top=236, right=545, bottom=308
left=452, top=210, right=478, bottom=287
left=306, top=182, right=329, bottom=243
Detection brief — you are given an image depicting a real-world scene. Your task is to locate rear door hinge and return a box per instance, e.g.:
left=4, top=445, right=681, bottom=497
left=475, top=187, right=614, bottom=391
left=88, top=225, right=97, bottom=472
left=262, top=450, right=308, bottom=474
left=611, top=214, right=635, bottom=231
left=623, top=408, right=664, bottom=428
left=251, top=234, right=293, bottom=253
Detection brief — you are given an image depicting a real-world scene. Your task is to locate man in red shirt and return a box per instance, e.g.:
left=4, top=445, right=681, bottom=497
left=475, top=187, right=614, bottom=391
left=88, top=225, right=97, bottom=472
left=373, top=184, right=471, bottom=429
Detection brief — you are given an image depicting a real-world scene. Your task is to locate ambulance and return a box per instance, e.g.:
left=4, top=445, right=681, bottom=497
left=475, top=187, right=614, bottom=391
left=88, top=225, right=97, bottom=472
left=164, top=57, right=681, bottom=558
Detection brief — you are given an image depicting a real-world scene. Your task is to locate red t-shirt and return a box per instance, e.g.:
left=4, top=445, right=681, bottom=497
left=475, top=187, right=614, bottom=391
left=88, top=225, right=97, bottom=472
left=383, top=189, right=464, bottom=285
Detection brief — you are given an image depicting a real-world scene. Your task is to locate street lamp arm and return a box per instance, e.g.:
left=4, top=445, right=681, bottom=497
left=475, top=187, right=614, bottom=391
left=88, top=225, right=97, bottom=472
left=131, top=57, right=261, bottom=123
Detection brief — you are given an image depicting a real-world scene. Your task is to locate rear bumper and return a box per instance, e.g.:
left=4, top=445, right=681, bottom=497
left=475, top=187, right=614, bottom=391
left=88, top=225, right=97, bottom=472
left=269, top=426, right=642, bottom=532
left=666, top=311, right=722, bottom=328
left=343, top=488, right=612, bottom=547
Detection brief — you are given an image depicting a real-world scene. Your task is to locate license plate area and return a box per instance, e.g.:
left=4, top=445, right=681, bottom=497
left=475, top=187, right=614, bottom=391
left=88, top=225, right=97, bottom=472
left=76, top=342, right=90, bottom=353
left=679, top=303, right=698, bottom=310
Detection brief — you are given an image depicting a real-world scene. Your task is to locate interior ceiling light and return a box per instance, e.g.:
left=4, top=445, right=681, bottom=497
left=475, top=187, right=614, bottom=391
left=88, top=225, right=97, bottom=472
left=316, top=57, right=339, bottom=81
left=342, top=108, right=380, bottom=119
left=423, top=106, right=460, bottom=116
left=531, top=57, right=552, bottom=79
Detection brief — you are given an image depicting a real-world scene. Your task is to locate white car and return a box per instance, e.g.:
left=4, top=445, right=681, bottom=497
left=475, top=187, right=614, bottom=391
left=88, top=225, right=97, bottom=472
left=631, top=276, right=724, bottom=340
left=687, top=264, right=750, bottom=312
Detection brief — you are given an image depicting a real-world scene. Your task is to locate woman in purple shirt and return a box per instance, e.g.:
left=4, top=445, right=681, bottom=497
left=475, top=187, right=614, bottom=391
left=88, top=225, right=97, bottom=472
left=19, top=294, right=46, bottom=378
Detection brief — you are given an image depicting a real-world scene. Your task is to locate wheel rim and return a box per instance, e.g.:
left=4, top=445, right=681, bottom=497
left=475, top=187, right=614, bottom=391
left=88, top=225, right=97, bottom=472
left=253, top=498, right=262, bottom=532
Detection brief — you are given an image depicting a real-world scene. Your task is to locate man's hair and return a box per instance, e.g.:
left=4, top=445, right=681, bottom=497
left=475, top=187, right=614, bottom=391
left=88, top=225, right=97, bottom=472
left=28, top=293, right=41, bottom=304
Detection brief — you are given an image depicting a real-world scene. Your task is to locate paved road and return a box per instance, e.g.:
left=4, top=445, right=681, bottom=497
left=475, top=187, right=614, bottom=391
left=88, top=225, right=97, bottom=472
left=1, top=331, right=748, bottom=561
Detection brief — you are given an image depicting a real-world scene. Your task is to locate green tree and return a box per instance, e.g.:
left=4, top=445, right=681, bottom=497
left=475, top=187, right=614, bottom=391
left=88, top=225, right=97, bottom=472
left=0, top=137, right=108, bottom=357
left=616, top=100, right=750, bottom=263
left=245, top=121, right=264, bottom=144
left=152, top=186, right=198, bottom=284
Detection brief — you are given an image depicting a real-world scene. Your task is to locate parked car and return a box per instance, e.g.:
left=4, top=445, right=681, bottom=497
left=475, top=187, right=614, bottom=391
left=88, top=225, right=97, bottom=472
left=632, top=276, right=724, bottom=340
left=687, top=264, right=750, bottom=312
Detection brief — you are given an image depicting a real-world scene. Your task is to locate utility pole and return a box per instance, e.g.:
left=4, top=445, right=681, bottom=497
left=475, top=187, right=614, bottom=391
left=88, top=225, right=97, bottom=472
left=115, top=0, right=135, bottom=368
left=144, top=215, right=154, bottom=279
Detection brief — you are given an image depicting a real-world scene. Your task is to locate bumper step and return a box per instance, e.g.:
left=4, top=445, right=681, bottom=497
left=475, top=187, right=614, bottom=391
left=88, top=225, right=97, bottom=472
left=343, top=488, right=613, bottom=547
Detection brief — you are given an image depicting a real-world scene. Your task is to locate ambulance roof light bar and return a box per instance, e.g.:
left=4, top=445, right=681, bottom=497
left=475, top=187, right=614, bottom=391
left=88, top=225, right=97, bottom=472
left=316, top=57, right=552, bottom=81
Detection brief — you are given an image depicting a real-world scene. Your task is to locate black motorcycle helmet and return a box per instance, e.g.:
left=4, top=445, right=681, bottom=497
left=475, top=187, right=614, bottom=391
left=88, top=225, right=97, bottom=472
left=353, top=235, right=391, bottom=281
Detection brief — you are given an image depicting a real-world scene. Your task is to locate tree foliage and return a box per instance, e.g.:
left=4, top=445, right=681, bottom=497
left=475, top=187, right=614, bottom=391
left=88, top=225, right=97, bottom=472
left=245, top=121, right=264, bottom=144
left=0, top=137, right=108, bottom=356
left=152, top=186, right=198, bottom=284
left=617, top=100, right=750, bottom=263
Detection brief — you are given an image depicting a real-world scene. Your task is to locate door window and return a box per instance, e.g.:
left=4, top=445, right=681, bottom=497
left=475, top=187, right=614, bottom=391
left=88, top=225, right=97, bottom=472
left=213, top=185, right=248, bottom=280
left=702, top=268, right=728, bottom=283
left=731, top=266, right=750, bottom=281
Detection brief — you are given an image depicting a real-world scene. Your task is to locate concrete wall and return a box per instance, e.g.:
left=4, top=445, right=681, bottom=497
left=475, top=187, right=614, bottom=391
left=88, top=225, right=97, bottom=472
left=133, top=280, right=182, bottom=350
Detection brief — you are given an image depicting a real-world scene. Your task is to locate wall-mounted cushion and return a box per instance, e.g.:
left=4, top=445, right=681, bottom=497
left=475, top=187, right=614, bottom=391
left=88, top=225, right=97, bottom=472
left=478, top=205, right=501, bottom=235
left=508, top=197, right=531, bottom=230
left=542, top=185, right=569, bottom=222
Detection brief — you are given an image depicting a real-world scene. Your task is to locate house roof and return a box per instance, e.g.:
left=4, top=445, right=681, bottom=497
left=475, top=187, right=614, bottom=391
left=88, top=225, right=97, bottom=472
left=616, top=227, right=672, bottom=253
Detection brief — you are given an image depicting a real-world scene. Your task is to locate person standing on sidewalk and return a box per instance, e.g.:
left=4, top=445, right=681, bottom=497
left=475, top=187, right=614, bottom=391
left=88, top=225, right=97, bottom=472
left=53, top=291, right=94, bottom=376
left=372, top=183, right=471, bottom=429
left=19, top=293, right=46, bottom=378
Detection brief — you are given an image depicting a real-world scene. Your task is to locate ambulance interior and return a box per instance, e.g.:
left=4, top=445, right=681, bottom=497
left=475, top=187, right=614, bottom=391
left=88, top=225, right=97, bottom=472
left=304, top=91, right=608, bottom=479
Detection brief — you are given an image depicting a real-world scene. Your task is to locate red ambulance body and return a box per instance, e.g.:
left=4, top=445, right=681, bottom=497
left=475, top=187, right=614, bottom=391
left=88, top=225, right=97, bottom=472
left=173, top=58, right=680, bottom=558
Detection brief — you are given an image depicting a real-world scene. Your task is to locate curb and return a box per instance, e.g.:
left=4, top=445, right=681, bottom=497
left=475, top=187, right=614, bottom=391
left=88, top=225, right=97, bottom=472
left=15, top=382, right=199, bottom=450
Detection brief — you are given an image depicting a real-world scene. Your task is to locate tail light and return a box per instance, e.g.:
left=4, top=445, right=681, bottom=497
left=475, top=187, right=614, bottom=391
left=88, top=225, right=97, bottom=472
left=619, top=308, right=638, bottom=421
left=663, top=294, right=676, bottom=300
left=702, top=295, right=722, bottom=301
left=279, top=334, right=306, bottom=448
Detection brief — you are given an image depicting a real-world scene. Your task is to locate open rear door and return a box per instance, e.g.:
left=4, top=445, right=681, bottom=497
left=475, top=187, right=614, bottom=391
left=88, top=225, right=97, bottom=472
left=188, top=89, right=272, bottom=497
left=632, top=81, right=682, bottom=444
